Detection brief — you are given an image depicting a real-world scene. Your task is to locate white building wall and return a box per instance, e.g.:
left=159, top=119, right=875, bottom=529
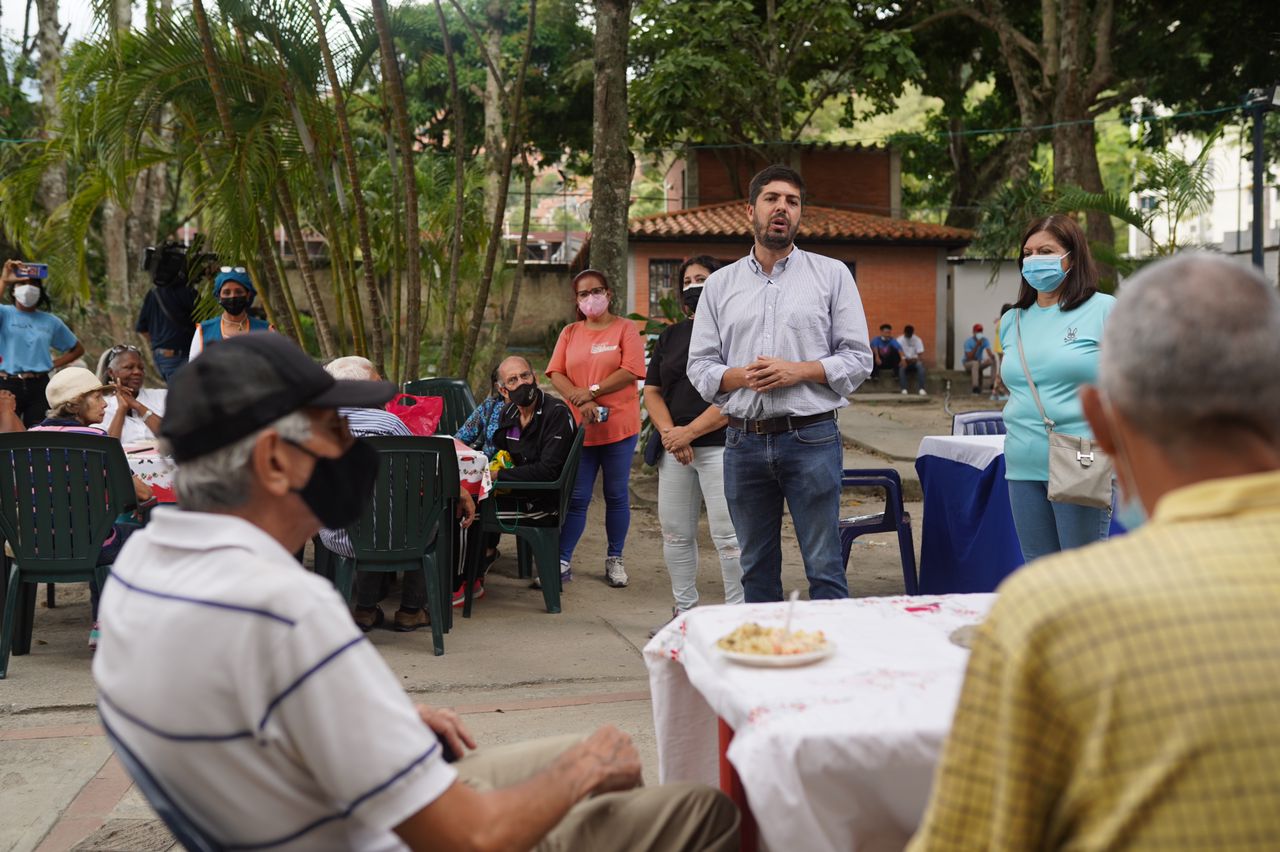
left=948, top=258, right=1024, bottom=368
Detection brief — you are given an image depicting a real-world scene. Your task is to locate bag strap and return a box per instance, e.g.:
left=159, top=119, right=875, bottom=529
left=1014, top=311, right=1056, bottom=433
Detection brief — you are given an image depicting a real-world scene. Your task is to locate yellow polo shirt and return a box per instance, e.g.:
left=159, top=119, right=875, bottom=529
left=910, top=470, right=1280, bottom=850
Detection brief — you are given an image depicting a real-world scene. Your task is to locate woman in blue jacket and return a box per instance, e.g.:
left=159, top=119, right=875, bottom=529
left=189, top=267, right=272, bottom=359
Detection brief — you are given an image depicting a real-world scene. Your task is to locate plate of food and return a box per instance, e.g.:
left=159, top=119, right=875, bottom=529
left=716, top=622, right=833, bottom=667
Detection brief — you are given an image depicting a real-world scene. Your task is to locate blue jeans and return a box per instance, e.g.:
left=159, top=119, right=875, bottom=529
left=1007, top=479, right=1110, bottom=563
left=898, top=362, right=926, bottom=391
left=560, top=434, right=638, bottom=563
left=152, top=350, right=187, bottom=383
left=723, top=419, right=846, bottom=602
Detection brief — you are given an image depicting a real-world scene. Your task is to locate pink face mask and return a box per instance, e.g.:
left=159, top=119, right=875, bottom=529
left=580, top=292, right=609, bottom=319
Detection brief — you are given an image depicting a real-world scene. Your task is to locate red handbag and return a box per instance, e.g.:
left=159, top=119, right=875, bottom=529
left=385, top=394, right=444, bottom=436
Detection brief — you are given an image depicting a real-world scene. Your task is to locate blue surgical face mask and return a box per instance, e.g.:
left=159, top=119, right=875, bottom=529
left=1114, top=490, right=1147, bottom=532
left=1022, top=252, right=1070, bottom=292
left=1103, top=398, right=1146, bottom=531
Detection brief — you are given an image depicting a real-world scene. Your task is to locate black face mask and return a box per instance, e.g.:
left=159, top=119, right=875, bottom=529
left=508, top=381, right=538, bottom=407
left=681, top=290, right=702, bottom=315
left=288, top=438, right=378, bottom=529
left=220, top=296, right=250, bottom=316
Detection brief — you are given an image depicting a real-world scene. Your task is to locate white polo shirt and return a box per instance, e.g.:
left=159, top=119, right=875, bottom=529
left=896, top=334, right=926, bottom=360
left=93, top=508, right=456, bottom=851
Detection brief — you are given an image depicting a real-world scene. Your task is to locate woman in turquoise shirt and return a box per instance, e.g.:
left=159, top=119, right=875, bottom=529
left=999, top=214, right=1115, bottom=561
left=0, top=259, right=86, bottom=427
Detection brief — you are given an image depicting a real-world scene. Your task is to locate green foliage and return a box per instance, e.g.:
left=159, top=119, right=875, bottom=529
left=631, top=0, right=919, bottom=157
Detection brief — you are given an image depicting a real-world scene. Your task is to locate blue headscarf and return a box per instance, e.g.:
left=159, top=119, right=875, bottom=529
left=213, top=268, right=256, bottom=298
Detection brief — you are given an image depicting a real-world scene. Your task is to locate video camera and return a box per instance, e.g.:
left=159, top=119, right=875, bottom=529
left=142, top=240, right=217, bottom=289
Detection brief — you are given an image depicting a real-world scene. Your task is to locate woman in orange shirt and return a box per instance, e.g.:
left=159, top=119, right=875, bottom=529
left=546, top=269, right=646, bottom=588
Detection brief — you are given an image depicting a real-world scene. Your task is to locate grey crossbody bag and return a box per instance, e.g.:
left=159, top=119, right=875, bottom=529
left=1014, top=311, right=1114, bottom=509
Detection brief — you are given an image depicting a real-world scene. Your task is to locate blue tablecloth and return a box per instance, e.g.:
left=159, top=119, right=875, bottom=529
left=915, top=437, right=1023, bottom=593
left=916, top=435, right=1124, bottom=593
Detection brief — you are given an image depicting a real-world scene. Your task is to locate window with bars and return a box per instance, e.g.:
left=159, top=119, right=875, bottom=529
left=648, top=259, right=683, bottom=317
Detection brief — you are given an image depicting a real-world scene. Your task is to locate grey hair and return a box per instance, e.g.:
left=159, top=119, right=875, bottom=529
left=1098, top=254, right=1280, bottom=445
left=167, top=411, right=313, bottom=511
left=324, top=355, right=378, bottom=381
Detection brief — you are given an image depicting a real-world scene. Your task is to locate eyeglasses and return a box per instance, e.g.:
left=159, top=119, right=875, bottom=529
left=502, top=370, right=535, bottom=389
left=108, top=344, right=141, bottom=355
left=219, top=266, right=248, bottom=274
left=575, top=287, right=608, bottom=301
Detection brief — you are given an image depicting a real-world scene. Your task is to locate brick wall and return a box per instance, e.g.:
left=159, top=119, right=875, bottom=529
left=629, top=241, right=942, bottom=367
left=690, top=148, right=893, bottom=213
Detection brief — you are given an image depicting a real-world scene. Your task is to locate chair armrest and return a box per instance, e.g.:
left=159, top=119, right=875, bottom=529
left=491, top=479, right=559, bottom=493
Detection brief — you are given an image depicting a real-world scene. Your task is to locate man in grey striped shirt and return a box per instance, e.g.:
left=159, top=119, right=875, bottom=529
left=688, top=165, right=873, bottom=601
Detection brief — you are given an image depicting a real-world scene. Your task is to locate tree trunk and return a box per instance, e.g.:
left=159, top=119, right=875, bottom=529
left=435, top=0, right=466, bottom=376
left=277, top=179, right=336, bottom=357
left=309, top=0, right=385, bottom=375
left=255, top=220, right=302, bottom=343
left=101, top=0, right=133, bottom=340
left=458, top=0, right=537, bottom=381
left=34, top=0, right=65, bottom=213
left=588, top=0, right=632, bottom=311
left=371, top=0, right=422, bottom=384
left=481, top=0, right=505, bottom=216
left=492, top=157, right=533, bottom=377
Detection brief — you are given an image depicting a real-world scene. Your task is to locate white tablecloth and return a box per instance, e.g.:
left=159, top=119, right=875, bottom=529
left=645, top=594, right=996, bottom=852
left=917, top=434, right=1005, bottom=470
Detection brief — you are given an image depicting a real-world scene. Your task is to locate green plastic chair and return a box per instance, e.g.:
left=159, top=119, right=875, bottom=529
left=403, top=378, right=478, bottom=436
left=476, top=427, right=586, bottom=614
left=331, top=436, right=457, bottom=655
left=0, top=432, right=139, bottom=679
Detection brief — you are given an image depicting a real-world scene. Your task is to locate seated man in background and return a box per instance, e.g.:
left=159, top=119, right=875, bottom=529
left=317, top=355, right=474, bottom=632
left=896, top=324, right=927, bottom=395
left=95, top=334, right=738, bottom=852
left=870, top=323, right=902, bottom=384
left=961, top=324, right=993, bottom=395
left=910, top=254, right=1280, bottom=850
left=486, top=355, right=578, bottom=589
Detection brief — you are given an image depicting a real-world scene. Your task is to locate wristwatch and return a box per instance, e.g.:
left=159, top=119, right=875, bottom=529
left=589, top=384, right=601, bottom=399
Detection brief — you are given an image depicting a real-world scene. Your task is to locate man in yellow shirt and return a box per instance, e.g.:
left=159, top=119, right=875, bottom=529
left=910, top=254, right=1280, bottom=850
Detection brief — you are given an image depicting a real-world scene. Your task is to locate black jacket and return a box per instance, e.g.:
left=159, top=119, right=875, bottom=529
left=492, top=388, right=577, bottom=483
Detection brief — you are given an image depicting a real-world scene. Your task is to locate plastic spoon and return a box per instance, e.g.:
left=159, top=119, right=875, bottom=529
left=782, top=589, right=800, bottom=641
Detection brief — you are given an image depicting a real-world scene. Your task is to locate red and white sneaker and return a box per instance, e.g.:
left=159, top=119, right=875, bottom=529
left=451, top=580, right=485, bottom=608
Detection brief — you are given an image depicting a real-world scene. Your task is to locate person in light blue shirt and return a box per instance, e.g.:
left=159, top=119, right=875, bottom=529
left=962, top=324, right=994, bottom=394
left=999, top=214, right=1115, bottom=561
left=688, top=165, right=873, bottom=602
left=0, top=260, right=86, bottom=427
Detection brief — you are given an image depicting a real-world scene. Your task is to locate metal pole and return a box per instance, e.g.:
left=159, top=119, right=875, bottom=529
left=1253, top=102, right=1266, bottom=270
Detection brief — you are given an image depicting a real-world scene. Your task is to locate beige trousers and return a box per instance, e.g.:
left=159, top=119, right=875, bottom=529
left=455, top=734, right=740, bottom=852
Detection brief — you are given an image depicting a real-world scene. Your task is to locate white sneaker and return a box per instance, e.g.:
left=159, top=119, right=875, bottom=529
left=918, top=389, right=928, bottom=396
left=900, top=389, right=908, bottom=395
left=605, top=556, right=629, bottom=588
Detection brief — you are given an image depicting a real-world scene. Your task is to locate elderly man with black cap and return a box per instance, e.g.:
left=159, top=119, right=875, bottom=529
left=93, top=335, right=738, bottom=852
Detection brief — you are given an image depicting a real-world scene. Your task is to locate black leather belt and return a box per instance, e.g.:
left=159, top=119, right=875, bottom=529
left=0, top=372, right=45, bottom=380
left=727, top=410, right=836, bottom=435
left=154, top=348, right=188, bottom=358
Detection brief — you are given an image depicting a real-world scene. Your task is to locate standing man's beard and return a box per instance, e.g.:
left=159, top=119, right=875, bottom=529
left=752, top=210, right=798, bottom=250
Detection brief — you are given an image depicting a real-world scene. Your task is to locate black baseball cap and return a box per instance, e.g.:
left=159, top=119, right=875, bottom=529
left=161, top=334, right=396, bottom=461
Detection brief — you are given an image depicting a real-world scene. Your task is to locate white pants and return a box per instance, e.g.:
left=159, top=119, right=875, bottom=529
left=657, top=445, right=744, bottom=611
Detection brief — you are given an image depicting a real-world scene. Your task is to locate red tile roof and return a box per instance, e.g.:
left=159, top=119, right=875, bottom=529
left=629, top=201, right=972, bottom=246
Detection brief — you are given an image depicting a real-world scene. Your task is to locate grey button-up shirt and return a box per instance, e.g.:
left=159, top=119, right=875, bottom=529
left=687, top=247, right=873, bottom=419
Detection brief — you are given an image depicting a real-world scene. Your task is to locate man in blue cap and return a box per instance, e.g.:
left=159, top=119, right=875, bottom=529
left=188, top=265, right=273, bottom=360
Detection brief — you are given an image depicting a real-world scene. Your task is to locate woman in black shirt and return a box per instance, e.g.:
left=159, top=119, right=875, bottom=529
left=643, top=256, right=744, bottom=625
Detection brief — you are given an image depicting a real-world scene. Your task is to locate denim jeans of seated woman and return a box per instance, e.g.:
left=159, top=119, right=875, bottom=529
left=657, top=445, right=743, bottom=611
left=560, top=433, right=639, bottom=563
left=1007, top=479, right=1110, bottom=563
left=722, top=418, right=846, bottom=602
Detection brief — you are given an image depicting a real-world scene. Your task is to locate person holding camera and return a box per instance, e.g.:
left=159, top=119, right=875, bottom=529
left=136, top=283, right=198, bottom=383
left=546, top=269, right=646, bottom=589
left=0, top=259, right=86, bottom=427
left=189, top=267, right=272, bottom=359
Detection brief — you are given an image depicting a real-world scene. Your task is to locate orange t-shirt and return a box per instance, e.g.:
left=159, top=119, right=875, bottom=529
left=546, top=317, right=646, bottom=446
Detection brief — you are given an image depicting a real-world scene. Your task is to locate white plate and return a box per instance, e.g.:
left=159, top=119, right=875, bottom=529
left=721, top=644, right=834, bottom=667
